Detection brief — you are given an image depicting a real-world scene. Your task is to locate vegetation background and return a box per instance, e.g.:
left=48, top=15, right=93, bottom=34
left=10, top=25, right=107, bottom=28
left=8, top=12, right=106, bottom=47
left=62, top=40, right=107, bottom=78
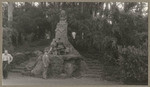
left=2, top=2, right=148, bottom=85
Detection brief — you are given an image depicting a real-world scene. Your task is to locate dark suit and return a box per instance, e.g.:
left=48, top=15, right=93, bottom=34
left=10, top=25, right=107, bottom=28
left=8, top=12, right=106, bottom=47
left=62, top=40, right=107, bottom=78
left=3, top=61, right=8, bottom=79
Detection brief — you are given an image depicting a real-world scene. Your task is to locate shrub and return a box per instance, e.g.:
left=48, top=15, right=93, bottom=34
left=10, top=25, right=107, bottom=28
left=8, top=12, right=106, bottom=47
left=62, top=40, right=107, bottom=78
left=118, top=46, right=148, bottom=84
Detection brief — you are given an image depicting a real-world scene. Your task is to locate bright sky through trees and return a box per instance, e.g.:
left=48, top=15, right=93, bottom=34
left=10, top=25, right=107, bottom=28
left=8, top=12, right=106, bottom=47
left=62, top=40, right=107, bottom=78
left=3, top=2, right=148, bottom=10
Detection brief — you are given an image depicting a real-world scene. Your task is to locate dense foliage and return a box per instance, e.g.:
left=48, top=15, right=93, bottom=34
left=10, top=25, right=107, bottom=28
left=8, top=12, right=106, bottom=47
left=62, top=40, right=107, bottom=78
left=2, top=2, right=148, bottom=84
left=118, top=45, right=148, bottom=84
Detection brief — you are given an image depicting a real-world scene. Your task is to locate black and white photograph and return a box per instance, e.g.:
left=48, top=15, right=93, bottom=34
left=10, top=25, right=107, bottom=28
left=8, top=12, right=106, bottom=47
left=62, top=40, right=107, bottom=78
left=1, top=2, right=148, bottom=85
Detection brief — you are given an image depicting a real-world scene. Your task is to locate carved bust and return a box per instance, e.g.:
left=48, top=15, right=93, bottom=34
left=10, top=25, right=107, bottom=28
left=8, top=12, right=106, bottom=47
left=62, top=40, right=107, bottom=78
left=60, top=10, right=66, bottom=21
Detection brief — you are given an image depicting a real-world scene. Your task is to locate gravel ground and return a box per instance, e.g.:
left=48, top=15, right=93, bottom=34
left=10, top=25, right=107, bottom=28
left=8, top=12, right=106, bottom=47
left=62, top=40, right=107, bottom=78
left=2, top=72, right=123, bottom=85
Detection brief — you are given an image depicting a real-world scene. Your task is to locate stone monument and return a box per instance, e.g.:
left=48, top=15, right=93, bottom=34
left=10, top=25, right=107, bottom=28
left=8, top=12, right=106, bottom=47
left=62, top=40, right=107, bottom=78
left=22, top=10, right=87, bottom=78
left=51, top=10, right=80, bottom=56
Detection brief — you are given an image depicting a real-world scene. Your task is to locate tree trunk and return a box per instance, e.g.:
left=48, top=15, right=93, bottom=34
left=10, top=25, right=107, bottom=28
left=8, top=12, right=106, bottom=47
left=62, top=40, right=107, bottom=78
left=50, top=22, right=55, bottom=40
left=16, top=34, right=19, bottom=46
left=81, top=3, right=84, bottom=13
left=138, top=2, right=143, bottom=15
left=41, top=2, right=46, bottom=8
left=92, top=10, right=96, bottom=19
left=8, top=2, right=14, bottom=28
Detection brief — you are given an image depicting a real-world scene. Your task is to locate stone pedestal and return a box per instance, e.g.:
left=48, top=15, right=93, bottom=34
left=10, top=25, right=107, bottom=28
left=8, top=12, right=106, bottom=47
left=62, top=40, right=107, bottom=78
left=47, top=10, right=85, bottom=77
left=52, top=11, right=80, bottom=56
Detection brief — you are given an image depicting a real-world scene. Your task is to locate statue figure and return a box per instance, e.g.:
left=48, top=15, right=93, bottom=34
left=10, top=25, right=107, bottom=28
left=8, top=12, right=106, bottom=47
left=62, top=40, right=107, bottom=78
left=60, top=10, right=66, bottom=22
left=49, top=39, right=58, bottom=55
left=56, top=38, right=66, bottom=55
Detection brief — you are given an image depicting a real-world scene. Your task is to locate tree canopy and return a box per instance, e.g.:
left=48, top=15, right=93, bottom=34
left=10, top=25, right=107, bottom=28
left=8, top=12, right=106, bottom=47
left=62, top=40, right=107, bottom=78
left=2, top=2, right=148, bottom=84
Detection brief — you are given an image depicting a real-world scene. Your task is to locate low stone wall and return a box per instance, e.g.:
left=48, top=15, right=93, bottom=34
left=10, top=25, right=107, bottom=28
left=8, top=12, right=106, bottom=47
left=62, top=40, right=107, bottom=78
left=47, top=54, right=87, bottom=78
left=21, top=52, right=87, bottom=78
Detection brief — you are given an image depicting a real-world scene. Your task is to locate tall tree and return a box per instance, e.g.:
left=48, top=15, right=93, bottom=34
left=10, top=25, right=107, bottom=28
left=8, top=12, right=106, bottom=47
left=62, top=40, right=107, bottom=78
left=8, top=2, right=14, bottom=28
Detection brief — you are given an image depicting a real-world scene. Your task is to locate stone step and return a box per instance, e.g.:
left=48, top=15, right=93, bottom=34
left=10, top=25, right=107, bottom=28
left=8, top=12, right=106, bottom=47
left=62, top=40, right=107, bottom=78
left=82, top=76, right=101, bottom=78
left=85, top=59, right=99, bottom=61
left=83, top=58, right=104, bottom=78
left=86, top=63, right=102, bottom=66
left=86, top=70, right=102, bottom=73
left=86, top=69, right=102, bottom=72
left=10, top=69, right=24, bottom=73
left=86, top=62, right=102, bottom=66
left=19, top=64, right=26, bottom=67
left=85, top=61, right=100, bottom=64
left=83, top=73, right=101, bottom=76
left=86, top=63, right=101, bottom=66
left=88, top=67, right=101, bottom=70
left=82, top=74, right=102, bottom=78
left=87, top=64, right=101, bottom=67
left=86, top=64, right=101, bottom=67
left=87, top=70, right=103, bottom=74
left=85, top=71, right=103, bottom=75
left=87, top=69, right=102, bottom=72
left=86, top=60, right=100, bottom=63
left=14, top=66, right=25, bottom=70
left=87, top=67, right=102, bottom=70
left=87, top=66, right=102, bottom=70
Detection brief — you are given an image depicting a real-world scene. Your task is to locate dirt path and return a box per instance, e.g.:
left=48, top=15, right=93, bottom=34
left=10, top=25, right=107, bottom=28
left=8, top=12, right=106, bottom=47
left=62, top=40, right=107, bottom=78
left=2, top=72, right=123, bottom=85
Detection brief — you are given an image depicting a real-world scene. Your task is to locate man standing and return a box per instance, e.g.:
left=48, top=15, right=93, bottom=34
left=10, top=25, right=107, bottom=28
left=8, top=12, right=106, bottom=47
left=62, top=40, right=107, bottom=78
left=2, top=50, right=13, bottom=79
left=42, top=51, right=50, bottom=79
